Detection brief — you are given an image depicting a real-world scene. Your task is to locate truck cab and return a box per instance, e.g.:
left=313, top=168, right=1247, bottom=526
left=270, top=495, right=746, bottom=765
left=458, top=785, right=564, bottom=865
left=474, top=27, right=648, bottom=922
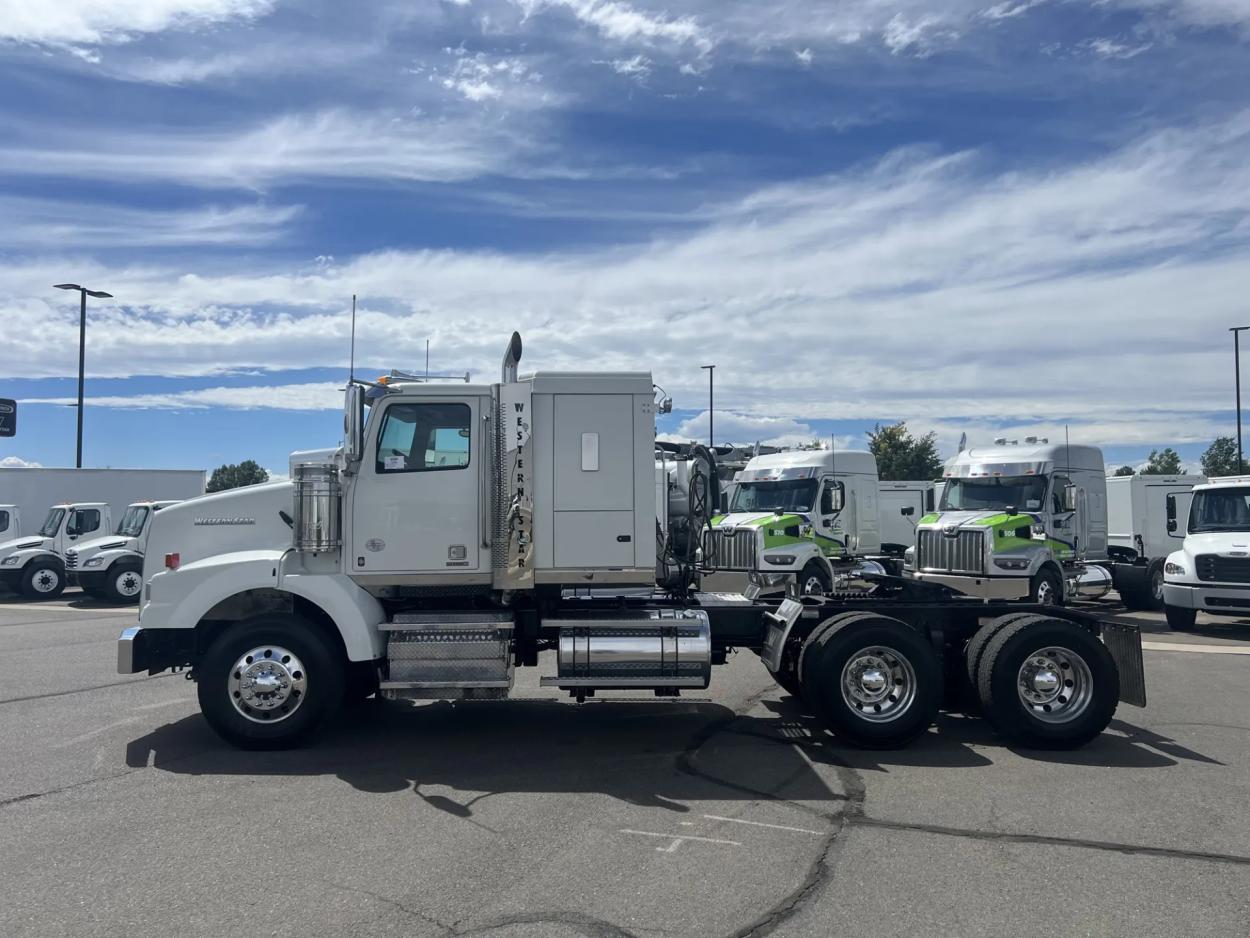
left=0, top=505, right=18, bottom=540
left=0, top=502, right=110, bottom=599
left=907, top=440, right=1108, bottom=604
left=65, top=500, right=179, bottom=603
left=1163, top=476, right=1250, bottom=631
left=706, top=450, right=882, bottom=595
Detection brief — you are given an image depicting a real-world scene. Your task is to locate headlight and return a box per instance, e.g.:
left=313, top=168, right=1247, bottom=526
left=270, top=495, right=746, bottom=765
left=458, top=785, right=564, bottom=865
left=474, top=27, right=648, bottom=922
left=1164, top=562, right=1186, bottom=576
left=993, top=556, right=1031, bottom=570
left=0, top=556, right=20, bottom=566
left=84, top=557, right=106, bottom=568
left=764, top=554, right=797, bottom=566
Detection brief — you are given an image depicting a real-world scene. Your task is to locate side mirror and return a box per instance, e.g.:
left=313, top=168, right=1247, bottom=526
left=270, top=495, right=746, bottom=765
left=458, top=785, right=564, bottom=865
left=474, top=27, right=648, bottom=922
left=900, top=506, right=915, bottom=517
left=1166, top=494, right=1178, bottom=533
left=343, top=384, right=365, bottom=469
left=1063, top=483, right=1078, bottom=513
left=823, top=482, right=844, bottom=513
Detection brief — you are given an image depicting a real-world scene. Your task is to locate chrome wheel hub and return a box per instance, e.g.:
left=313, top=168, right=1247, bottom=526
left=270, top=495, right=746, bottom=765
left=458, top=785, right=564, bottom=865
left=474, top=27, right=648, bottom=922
left=1017, top=646, right=1092, bottom=724
left=841, top=646, right=916, bottom=723
left=228, top=646, right=307, bottom=724
left=802, top=576, right=825, bottom=597
left=32, top=568, right=60, bottom=593
left=115, top=570, right=142, bottom=597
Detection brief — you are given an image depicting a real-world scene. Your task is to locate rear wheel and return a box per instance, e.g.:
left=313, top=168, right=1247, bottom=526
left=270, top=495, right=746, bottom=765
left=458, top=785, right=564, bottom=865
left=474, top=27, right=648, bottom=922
left=977, top=616, right=1118, bottom=749
left=1145, top=561, right=1166, bottom=611
left=197, top=616, right=344, bottom=750
left=799, top=612, right=941, bottom=748
left=1164, top=604, right=1197, bottom=632
left=102, top=563, right=144, bottom=604
left=20, top=562, right=65, bottom=599
left=964, top=612, right=1038, bottom=698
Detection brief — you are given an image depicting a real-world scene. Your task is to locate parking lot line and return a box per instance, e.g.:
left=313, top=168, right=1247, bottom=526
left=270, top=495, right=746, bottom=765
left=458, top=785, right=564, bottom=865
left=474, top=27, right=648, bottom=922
left=1142, top=641, right=1250, bottom=656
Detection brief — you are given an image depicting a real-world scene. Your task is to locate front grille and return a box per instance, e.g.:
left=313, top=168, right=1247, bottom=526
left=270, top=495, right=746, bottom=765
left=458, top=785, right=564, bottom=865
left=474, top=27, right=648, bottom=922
left=64, top=551, right=78, bottom=570
left=1196, top=555, right=1250, bottom=584
left=917, top=528, right=984, bottom=575
left=704, top=526, right=759, bottom=571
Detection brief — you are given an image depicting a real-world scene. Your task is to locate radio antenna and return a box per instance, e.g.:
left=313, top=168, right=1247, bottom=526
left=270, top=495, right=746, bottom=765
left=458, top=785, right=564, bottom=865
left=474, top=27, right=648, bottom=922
left=348, top=294, right=357, bottom=382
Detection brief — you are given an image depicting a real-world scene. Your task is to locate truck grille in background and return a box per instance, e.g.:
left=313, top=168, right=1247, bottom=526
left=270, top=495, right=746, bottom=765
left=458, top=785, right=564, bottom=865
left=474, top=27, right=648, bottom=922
left=917, top=529, right=984, bottom=575
left=1196, top=555, right=1250, bottom=584
left=64, top=551, right=77, bottom=570
left=704, top=527, right=759, bottom=571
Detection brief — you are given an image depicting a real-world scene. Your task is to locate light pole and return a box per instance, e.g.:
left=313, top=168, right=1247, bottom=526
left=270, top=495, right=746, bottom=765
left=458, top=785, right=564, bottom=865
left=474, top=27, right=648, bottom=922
left=700, top=364, right=715, bottom=448
left=54, top=283, right=113, bottom=469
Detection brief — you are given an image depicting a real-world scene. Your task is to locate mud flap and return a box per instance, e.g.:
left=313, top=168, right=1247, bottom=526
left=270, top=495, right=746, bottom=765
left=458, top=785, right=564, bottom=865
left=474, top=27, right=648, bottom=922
left=1102, top=620, right=1147, bottom=707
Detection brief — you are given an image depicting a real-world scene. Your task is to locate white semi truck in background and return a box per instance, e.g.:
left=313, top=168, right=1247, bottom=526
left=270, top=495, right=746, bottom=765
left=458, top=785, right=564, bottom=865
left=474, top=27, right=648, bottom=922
left=117, top=334, right=1145, bottom=753
left=907, top=439, right=1200, bottom=608
left=878, top=480, right=936, bottom=556
left=1163, top=476, right=1250, bottom=631
left=65, top=500, right=182, bottom=603
left=0, top=469, right=205, bottom=599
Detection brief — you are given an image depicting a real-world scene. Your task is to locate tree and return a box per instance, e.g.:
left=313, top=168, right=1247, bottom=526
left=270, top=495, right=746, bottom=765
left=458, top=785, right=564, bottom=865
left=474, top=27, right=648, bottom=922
left=207, top=460, right=270, bottom=493
left=866, top=421, right=943, bottom=481
left=1201, top=436, right=1244, bottom=477
left=1112, top=465, right=1135, bottom=477
left=1141, top=448, right=1183, bottom=476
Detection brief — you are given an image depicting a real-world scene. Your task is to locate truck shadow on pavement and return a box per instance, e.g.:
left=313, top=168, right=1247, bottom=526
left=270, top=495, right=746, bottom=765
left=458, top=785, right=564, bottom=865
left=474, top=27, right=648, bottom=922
left=122, top=688, right=1222, bottom=817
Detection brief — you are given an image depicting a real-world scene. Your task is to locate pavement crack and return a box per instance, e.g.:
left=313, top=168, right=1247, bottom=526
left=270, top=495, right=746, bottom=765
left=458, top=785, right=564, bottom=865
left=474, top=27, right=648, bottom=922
left=0, top=671, right=179, bottom=706
left=320, top=879, right=454, bottom=933
left=457, top=911, right=640, bottom=937
left=850, top=816, right=1250, bottom=867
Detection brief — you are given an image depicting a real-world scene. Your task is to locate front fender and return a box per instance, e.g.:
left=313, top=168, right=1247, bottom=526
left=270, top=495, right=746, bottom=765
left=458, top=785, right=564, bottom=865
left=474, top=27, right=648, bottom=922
left=279, top=569, right=386, bottom=661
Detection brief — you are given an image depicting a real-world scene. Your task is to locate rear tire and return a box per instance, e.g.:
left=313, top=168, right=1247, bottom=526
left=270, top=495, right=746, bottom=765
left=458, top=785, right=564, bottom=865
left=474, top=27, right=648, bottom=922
left=964, top=612, right=1038, bottom=694
left=101, top=563, right=144, bottom=604
left=20, top=561, right=65, bottom=599
left=1145, top=561, right=1165, bottom=611
left=197, top=616, right=344, bottom=750
left=799, top=612, right=941, bottom=748
left=977, top=616, right=1118, bottom=749
left=1164, top=604, right=1197, bottom=632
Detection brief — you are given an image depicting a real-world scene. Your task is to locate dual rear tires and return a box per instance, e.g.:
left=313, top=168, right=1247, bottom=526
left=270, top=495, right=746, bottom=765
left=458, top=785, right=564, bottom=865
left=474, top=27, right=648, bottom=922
left=776, top=611, right=1119, bottom=750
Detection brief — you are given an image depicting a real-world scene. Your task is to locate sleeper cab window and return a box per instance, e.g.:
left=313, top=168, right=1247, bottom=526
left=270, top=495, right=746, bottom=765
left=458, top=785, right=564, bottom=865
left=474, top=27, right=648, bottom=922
left=375, top=401, right=472, bottom=474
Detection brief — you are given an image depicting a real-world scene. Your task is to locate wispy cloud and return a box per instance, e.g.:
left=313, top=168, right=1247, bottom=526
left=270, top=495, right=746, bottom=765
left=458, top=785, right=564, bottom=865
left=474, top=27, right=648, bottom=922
left=0, top=0, right=274, bottom=45
left=22, top=382, right=344, bottom=411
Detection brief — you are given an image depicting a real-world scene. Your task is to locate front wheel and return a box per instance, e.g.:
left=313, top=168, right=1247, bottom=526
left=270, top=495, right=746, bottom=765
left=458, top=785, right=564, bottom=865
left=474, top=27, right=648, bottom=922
left=1030, top=568, right=1063, bottom=606
left=798, top=561, right=832, bottom=597
left=977, top=616, right=1118, bottom=749
left=102, top=563, right=144, bottom=604
left=1164, top=604, right=1197, bottom=632
left=197, top=616, right=345, bottom=750
left=20, top=562, right=65, bottom=599
left=799, top=613, right=941, bottom=748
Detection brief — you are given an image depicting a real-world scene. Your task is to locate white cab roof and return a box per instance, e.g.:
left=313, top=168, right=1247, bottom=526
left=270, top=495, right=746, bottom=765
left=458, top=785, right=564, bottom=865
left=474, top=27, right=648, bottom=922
left=1197, top=476, right=1250, bottom=491
left=742, top=449, right=877, bottom=477
left=947, top=443, right=1102, bottom=477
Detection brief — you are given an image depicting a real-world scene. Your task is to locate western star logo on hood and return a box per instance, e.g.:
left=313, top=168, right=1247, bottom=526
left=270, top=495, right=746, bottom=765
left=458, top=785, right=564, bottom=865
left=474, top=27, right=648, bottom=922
left=193, top=517, right=256, bottom=526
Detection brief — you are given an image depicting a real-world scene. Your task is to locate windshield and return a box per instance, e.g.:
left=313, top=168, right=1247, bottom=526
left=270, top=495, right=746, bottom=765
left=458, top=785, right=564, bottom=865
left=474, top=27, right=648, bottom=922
left=39, top=508, right=65, bottom=538
left=940, top=476, right=1048, bottom=513
left=730, top=479, right=818, bottom=514
left=116, top=506, right=150, bottom=538
left=1189, top=489, right=1250, bottom=533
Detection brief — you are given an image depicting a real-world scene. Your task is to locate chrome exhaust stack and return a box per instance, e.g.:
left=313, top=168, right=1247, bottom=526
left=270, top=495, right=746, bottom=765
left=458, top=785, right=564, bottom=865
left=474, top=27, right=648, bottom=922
left=501, top=332, right=523, bottom=383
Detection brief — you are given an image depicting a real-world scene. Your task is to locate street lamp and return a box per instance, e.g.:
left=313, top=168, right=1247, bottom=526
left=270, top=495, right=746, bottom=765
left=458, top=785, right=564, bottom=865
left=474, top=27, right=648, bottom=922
left=700, top=364, right=715, bottom=448
left=54, top=283, right=113, bottom=469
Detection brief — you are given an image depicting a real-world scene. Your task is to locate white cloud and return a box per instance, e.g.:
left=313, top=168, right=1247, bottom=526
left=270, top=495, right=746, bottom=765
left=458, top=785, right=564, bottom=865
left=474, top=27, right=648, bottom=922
left=1082, top=37, right=1153, bottom=59
left=515, top=0, right=712, bottom=53
left=882, top=13, right=956, bottom=56
left=666, top=411, right=818, bottom=448
left=981, top=0, right=1046, bottom=20
left=437, top=52, right=545, bottom=103
left=794, top=47, right=813, bottom=66
left=0, top=456, right=43, bottom=468
left=0, top=0, right=273, bottom=45
left=610, top=53, right=652, bottom=77
left=22, top=383, right=344, bottom=412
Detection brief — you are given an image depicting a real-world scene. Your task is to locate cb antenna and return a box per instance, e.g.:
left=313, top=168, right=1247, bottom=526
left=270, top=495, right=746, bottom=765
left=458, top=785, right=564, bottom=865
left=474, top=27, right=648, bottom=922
left=348, top=294, right=358, bottom=383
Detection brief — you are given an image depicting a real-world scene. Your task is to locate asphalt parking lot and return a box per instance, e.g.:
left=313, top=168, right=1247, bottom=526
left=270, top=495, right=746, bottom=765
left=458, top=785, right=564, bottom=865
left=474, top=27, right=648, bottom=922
left=2, top=592, right=1249, bottom=938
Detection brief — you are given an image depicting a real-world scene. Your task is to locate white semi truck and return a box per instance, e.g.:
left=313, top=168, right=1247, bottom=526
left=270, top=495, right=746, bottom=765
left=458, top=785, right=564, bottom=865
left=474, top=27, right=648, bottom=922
left=117, top=335, right=1145, bottom=752
left=907, top=439, right=1198, bottom=608
left=878, top=480, right=936, bottom=556
left=0, top=468, right=205, bottom=599
left=64, top=500, right=182, bottom=603
left=1163, top=476, right=1250, bottom=631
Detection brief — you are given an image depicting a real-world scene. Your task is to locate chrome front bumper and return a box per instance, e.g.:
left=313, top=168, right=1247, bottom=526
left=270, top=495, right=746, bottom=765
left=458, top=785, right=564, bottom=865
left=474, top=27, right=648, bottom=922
left=912, top=571, right=1029, bottom=600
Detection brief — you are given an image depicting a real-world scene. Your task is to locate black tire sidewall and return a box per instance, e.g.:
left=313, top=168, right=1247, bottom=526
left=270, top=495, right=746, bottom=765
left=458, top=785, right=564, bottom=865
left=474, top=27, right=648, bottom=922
left=21, top=562, right=65, bottom=599
left=104, top=563, right=144, bottom=604
left=197, top=617, right=344, bottom=750
left=798, top=560, right=832, bottom=596
left=1031, top=568, right=1063, bottom=606
left=980, top=619, right=1118, bottom=749
left=1165, top=605, right=1197, bottom=631
left=802, top=617, right=941, bottom=748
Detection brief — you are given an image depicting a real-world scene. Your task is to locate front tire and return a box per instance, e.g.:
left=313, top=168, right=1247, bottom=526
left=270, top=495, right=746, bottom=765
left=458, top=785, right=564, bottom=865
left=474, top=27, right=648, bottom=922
left=197, top=616, right=345, bottom=750
left=1030, top=568, right=1063, bottom=606
left=798, top=560, right=832, bottom=597
left=101, top=563, right=144, bottom=604
left=20, top=561, right=65, bottom=599
left=977, top=616, right=1118, bottom=749
left=799, top=612, right=941, bottom=748
left=1164, top=604, right=1197, bottom=632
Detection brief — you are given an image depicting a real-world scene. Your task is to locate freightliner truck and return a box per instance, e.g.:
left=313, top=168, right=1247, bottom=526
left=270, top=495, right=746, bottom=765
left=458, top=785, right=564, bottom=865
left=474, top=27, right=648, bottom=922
left=1163, top=476, right=1250, bottom=630
left=117, top=336, right=1145, bottom=751
left=64, top=501, right=182, bottom=603
left=907, top=439, right=1200, bottom=609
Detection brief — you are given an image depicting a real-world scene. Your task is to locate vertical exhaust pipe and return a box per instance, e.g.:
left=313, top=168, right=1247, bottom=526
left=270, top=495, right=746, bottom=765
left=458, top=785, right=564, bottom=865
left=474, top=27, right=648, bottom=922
left=501, top=332, right=523, bottom=383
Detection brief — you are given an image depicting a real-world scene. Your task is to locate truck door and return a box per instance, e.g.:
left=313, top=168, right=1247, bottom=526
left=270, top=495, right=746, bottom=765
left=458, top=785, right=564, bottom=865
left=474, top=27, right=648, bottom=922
left=350, top=396, right=484, bottom=576
left=63, top=507, right=102, bottom=554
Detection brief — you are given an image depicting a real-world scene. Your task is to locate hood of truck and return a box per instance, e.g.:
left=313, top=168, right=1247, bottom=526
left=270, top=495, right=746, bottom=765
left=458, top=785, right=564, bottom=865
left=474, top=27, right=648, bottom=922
left=65, top=536, right=136, bottom=564
left=710, top=511, right=845, bottom=555
left=1179, top=532, right=1250, bottom=555
left=144, top=481, right=295, bottom=578
left=711, top=511, right=806, bottom=529
left=0, top=536, right=52, bottom=558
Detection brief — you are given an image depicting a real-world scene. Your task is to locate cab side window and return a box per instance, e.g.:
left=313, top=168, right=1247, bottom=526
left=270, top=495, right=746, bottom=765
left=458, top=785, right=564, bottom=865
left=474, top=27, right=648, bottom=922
left=68, top=509, right=101, bottom=536
left=376, top=402, right=471, bottom=474
left=0, top=510, right=8, bottom=534
left=1051, top=476, right=1070, bottom=513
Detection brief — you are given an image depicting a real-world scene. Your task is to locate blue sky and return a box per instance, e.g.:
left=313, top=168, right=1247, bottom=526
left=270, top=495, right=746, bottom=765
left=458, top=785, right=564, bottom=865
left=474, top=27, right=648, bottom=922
left=1, top=0, right=1249, bottom=477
